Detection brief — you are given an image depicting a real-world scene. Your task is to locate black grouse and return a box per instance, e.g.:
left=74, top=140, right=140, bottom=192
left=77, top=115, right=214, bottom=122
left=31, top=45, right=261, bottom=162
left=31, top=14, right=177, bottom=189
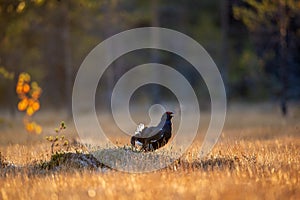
left=131, top=111, right=174, bottom=151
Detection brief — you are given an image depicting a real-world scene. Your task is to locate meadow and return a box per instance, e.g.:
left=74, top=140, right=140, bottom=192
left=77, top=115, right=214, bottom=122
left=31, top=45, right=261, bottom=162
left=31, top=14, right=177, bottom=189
left=0, top=104, right=299, bottom=200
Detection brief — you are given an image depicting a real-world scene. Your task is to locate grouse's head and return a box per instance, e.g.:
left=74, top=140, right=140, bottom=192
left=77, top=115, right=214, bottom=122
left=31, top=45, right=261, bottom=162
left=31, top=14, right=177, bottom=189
left=164, top=111, right=174, bottom=120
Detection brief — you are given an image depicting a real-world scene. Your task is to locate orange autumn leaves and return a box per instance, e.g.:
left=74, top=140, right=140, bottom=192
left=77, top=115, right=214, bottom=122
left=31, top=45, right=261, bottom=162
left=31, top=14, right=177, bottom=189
left=16, top=72, right=42, bottom=134
left=25, top=121, right=42, bottom=134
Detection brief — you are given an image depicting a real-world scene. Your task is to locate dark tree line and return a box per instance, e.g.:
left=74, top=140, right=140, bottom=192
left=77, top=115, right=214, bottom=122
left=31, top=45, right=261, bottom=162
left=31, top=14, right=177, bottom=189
left=0, top=0, right=299, bottom=116
left=233, top=0, right=300, bottom=115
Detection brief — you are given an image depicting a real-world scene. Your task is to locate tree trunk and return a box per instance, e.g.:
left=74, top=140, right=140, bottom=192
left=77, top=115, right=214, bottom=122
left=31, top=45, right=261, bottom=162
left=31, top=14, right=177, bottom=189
left=279, top=1, right=288, bottom=116
left=220, top=0, right=229, bottom=99
left=151, top=0, right=161, bottom=104
left=62, top=3, right=73, bottom=118
left=103, top=1, right=118, bottom=107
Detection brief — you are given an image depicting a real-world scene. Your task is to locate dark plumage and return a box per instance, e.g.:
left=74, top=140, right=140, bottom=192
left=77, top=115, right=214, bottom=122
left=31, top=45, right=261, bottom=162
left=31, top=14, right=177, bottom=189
left=131, top=111, right=174, bottom=151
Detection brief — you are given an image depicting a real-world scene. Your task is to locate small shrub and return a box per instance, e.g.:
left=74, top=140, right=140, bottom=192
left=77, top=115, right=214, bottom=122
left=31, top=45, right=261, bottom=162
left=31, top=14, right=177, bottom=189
left=45, top=121, right=70, bottom=154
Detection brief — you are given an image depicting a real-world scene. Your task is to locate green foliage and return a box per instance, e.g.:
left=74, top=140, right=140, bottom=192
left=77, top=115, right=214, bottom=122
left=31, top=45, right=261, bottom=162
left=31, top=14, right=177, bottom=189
left=233, top=0, right=300, bottom=31
left=0, top=67, right=14, bottom=80
left=233, top=0, right=277, bottom=31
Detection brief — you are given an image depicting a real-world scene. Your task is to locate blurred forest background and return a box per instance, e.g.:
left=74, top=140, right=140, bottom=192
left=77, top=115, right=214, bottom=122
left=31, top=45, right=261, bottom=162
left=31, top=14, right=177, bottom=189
left=0, top=0, right=300, bottom=118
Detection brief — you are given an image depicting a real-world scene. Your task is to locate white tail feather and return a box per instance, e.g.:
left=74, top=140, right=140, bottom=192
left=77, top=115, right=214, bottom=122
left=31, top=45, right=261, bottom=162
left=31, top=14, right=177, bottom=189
left=135, top=123, right=145, bottom=135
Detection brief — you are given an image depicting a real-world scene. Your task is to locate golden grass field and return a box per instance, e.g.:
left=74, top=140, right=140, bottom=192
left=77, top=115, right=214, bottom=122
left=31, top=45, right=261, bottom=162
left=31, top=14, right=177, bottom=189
left=0, top=104, right=300, bottom=200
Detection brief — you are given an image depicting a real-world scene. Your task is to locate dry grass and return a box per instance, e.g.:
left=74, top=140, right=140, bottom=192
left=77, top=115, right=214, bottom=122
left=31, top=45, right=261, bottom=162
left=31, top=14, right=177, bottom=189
left=0, top=104, right=300, bottom=199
